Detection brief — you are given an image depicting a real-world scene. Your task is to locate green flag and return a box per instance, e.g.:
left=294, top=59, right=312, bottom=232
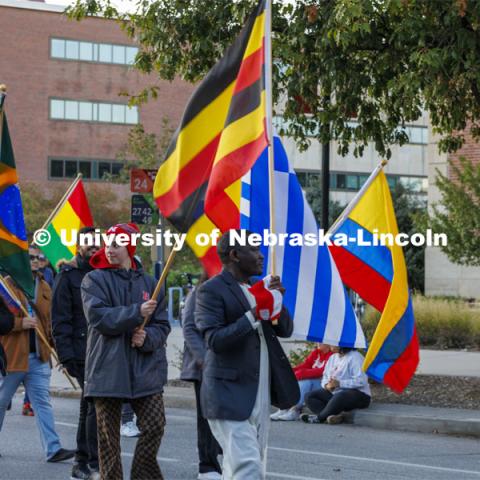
left=0, top=93, right=34, bottom=298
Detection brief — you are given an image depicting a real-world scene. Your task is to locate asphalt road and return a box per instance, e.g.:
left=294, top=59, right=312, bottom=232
left=1, top=395, right=479, bottom=480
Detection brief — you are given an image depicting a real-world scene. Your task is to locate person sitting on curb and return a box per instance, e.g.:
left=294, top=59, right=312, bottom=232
left=301, top=346, right=371, bottom=425
left=271, top=343, right=333, bottom=421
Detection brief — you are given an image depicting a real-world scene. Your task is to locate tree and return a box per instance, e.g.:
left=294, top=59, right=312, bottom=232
left=428, top=156, right=480, bottom=266
left=104, top=120, right=173, bottom=183
left=68, top=0, right=480, bottom=157
left=304, top=186, right=345, bottom=227
left=390, top=183, right=426, bottom=293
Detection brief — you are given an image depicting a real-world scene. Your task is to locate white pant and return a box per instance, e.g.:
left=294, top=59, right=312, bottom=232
left=209, top=416, right=268, bottom=480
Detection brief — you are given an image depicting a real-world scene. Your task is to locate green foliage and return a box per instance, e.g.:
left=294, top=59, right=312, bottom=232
left=304, top=186, right=345, bottom=228
left=67, top=0, right=480, bottom=157
left=428, top=156, right=480, bottom=266
left=104, top=121, right=173, bottom=184
left=363, top=295, right=480, bottom=350
left=390, top=183, right=426, bottom=293
left=288, top=342, right=317, bottom=367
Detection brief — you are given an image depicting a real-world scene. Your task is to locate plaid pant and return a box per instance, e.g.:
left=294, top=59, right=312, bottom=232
left=94, top=393, right=166, bottom=480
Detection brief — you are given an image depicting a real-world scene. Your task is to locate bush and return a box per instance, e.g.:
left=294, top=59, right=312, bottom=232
left=362, top=295, right=480, bottom=350
left=287, top=342, right=317, bottom=367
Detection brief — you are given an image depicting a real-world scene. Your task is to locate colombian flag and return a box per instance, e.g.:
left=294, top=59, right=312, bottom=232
left=153, top=0, right=267, bottom=275
left=39, top=177, right=93, bottom=270
left=329, top=170, right=419, bottom=393
left=0, top=99, right=34, bottom=298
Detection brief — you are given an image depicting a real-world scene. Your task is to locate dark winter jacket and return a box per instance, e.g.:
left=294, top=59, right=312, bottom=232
left=81, top=265, right=171, bottom=399
left=52, top=255, right=92, bottom=364
left=180, top=289, right=205, bottom=382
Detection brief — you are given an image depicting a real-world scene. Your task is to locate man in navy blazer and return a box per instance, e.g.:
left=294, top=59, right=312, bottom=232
left=195, top=230, right=299, bottom=479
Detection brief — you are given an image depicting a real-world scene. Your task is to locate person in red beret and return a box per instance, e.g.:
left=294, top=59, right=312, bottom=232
left=81, top=223, right=171, bottom=480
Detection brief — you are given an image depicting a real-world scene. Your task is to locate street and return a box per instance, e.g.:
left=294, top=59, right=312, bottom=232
left=0, top=395, right=479, bottom=480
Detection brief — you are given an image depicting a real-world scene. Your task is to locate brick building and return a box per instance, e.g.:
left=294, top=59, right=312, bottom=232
left=0, top=0, right=193, bottom=191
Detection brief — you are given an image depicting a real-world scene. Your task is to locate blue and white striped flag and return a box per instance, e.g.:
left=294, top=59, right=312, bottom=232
left=240, top=136, right=366, bottom=348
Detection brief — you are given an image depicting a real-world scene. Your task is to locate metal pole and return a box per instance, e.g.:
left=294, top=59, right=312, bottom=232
left=321, top=140, right=330, bottom=230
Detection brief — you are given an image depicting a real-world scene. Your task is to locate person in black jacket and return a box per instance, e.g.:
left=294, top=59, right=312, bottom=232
left=81, top=223, right=171, bottom=480
left=180, top=271, right=222, bottom=480
left=195, top=230, right=300, bottom=480
left=52, top=226, right=99, bottom=480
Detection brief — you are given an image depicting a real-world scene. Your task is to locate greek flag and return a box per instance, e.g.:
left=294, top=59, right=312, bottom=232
left=240, top=136, right=366, bottom=348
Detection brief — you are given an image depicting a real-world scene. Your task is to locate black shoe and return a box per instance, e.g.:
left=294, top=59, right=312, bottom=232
left=47, top=448, right=76, bottom=463
left=300, top=413, right=322, bottom=424
left=70, top=463, right=91, bottom=480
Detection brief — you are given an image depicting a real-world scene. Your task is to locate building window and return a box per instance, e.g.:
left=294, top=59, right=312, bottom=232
left=49, top=158, right=124, bottom=181
left=50, top=38, right=138, bottom=66
left=296, top=170, right=427, bottom=196
left=295, top=170, right=321, bottom=189
left=50, top=98, right=139, bottom=125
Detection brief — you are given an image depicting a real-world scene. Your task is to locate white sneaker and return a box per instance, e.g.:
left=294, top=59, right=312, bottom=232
left=278, top=409, right=300, bottom=421
left=270, top=409, right=287, bottom=421
left=120, top=421, right=140, bottom=437
left=197, top=472, right=222, bottom=480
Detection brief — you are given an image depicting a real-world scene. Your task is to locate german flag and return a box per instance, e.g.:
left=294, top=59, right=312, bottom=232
left=0, top=96, right=34, bottom=297
left=153, top=0, right=267, bottom=275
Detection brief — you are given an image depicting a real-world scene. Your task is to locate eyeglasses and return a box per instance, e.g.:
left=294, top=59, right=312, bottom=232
left=29, top=254, right=43, bottom=261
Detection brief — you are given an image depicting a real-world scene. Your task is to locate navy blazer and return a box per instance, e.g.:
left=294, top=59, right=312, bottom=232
left=195, top=269, right=300, bottom=421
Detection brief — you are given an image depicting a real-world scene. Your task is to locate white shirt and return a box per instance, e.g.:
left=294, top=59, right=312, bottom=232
left=321, top=351, right=371, bottom=397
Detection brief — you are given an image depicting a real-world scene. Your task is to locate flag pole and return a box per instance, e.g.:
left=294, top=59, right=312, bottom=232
left=140, top=245, right=178, bottom=329
left=0, top=275, right=78, bottom=390
left=265, top=0, right=276, bottom=277
left=0, top=84, right=7, bottom=147
left=328, top=159, right=388, bottom=236
left=39, top=173, right=83, bottom=233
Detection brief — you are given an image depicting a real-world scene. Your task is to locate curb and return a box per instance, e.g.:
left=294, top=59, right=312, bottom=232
left=50, top=386, right=480, bottom=439
left=348, top=408, right=480, bottom=438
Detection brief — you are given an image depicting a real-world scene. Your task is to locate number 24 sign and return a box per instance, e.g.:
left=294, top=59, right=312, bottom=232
left=130, top=168, right=157, bottom=193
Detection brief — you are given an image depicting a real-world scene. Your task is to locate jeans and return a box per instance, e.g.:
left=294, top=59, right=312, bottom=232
left=0, top=353, right=62, bottom=460
left=305, top=387, right=371, bottom=422
left=295, top=378, right=323, bottom=410
left=121, top=402, right=134, bottom=424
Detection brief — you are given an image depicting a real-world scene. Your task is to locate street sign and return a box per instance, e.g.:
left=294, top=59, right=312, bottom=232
left=130, top=168, right=157, bottom=193
left=131, top=194, right=159, bottom=225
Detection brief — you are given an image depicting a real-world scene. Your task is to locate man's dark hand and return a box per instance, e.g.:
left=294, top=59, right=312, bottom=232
left=269, top=276, right=285, bottom=296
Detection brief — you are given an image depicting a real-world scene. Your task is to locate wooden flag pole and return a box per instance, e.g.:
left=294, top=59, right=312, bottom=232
left=140, top=244, right=178, bottom=329
left=39, top=173, right=83, bottom=233
left=265, top=0, right=276, bottom=278
left=265, top=0, right=280, bottom=325
left=0, top=275, right=78, bottom=390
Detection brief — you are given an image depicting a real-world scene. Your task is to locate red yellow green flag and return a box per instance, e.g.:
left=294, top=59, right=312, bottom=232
left=39, top=176, right=93, bottom=270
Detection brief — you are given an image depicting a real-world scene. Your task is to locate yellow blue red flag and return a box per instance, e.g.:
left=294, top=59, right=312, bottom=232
left=329, top=170, right=419, bottom=393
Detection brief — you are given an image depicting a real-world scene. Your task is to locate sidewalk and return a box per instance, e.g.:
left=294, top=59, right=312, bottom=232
left=49, top=326, right=480, bottom=438
left=160, top=386, right=480, bottom=438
